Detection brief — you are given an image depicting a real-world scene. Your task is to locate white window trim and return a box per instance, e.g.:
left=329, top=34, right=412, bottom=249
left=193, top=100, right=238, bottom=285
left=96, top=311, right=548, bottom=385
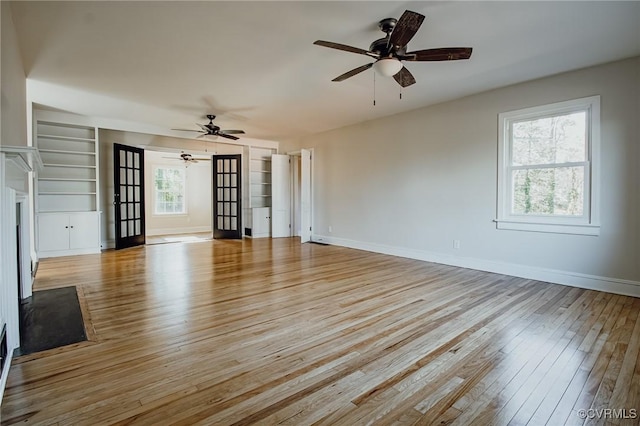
left=153, top=166, right=187, bottom=216
left=496, top=95, right=601, bottom=236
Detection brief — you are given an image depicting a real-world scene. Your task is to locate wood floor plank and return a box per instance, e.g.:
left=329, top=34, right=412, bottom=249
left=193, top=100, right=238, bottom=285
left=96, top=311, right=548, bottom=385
left=1, top=238, right=638, bottom=425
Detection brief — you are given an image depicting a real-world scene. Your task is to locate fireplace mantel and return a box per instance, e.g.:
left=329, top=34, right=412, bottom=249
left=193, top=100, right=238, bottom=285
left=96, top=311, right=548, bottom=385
left=0, top=145, right=42, bottom=173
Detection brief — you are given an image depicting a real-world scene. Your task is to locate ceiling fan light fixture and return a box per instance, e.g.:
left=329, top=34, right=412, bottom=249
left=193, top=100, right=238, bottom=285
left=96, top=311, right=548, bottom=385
left=374, top=58, right=403, bottom=77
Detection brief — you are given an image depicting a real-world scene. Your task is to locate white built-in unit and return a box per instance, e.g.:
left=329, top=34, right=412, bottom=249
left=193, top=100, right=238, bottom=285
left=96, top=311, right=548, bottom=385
left=251, top=207, right=271, bottom=239
left=36, top=119, right=102, bottom=257
left=244, top=147, right=275, bottom=238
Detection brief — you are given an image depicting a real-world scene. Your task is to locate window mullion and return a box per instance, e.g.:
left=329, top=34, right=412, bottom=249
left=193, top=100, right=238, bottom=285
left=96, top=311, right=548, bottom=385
left=509, top=161, right=588, bottom=171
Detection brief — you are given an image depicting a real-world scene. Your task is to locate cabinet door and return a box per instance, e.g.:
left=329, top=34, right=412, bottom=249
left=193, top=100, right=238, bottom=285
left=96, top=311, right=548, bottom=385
left=69, top=213, right=100, bottom=250
left=252, top=207, right=271, bottom=237
left=38, top=213, right=70, bottom=252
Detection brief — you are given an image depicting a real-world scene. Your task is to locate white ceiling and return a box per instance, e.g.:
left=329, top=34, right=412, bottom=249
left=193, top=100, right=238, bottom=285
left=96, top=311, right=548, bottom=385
left=10, top=1, right=640, bottom=143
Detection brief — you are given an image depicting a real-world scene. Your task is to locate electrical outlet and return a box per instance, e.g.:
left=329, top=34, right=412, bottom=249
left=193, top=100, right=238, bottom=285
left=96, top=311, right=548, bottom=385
left=453, top=239, right=461, bottom=249
left=329, top=226, right=332, bottom=233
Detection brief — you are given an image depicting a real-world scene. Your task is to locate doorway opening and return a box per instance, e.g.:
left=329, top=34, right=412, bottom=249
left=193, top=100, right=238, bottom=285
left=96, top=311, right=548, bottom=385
left=143, top=149, right=216, bottom=244
left=271, top=149, right=312, bottom=242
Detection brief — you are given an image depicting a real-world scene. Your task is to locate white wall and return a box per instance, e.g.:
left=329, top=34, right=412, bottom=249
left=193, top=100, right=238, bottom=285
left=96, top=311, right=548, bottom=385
left=0, top=1, right=28, bottom=401
left=293, top=57, right=640, bottom=296
left=144, top=150, right=211, bottom=236
left=1, top=2, right=27, bottom=149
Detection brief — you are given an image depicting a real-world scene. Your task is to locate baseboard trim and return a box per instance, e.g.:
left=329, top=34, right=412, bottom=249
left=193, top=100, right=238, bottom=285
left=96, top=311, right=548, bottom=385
left=146, top=226, right=211, bottom=237
left=0, top=346, right=13, bottom=407
left=38, top=247, right=101, bottom=259
left=312, top=235, right=640, bottom=298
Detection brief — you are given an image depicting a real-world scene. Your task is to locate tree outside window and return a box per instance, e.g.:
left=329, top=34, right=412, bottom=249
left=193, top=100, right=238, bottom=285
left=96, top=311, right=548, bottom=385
left=511, top=111, right=586, bottom=216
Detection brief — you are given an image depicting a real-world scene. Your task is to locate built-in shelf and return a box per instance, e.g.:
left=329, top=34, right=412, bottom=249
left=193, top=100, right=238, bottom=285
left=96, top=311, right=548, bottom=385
left=42, top=163, right=97, bottom=169
left=36, top=118, right=100, bottom=217
left=39, top=192, right=97, bottom=195
left=39, top=149, right=96, bottom=156
left=39, top=178, right=96, bottom=182
left=247, top=146, right=275, bottom=214
left=35, top=116, right=102, bottom=257
left=38, top=134, right=96, bottom=142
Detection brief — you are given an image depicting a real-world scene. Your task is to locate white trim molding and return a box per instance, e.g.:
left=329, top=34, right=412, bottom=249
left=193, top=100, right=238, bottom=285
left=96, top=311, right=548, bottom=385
left=0, top=346, right=13, bottom=406
left=0, top=145, right=42, bottom=172
left=497, top=95, right=601, bottom=236
left=313, top=234, right=640, bottom=298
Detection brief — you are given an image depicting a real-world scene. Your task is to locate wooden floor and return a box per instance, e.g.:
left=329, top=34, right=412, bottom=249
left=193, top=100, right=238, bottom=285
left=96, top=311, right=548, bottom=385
left=145, top=232, right=212, bottom=245
left=2, top=238, right=639, bottom=425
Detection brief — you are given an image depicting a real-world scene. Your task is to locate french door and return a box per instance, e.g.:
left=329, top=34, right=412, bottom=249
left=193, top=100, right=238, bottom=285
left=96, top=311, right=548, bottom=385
left=113, top=144, right=145, bottom=249
left=213, top=154, right=242, bottom=239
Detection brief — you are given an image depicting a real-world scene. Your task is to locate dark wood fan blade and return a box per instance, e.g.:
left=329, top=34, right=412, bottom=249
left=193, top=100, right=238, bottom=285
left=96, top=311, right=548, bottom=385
left=393, top=67, right=416, bottom=87
left=220, top=130, right=245, bottom=135
left=314, top=40, right=377, bottom=57
left=196, top=133, right=209, bottom=139
left=172, top=128, right=204, bottom=133
left=389, top=10, right=425, bottom=48
left=218, top=133, right=240, bottom=140
left=332, top=63, right=374, bottom=82
left=404, top=47, right=473, bottom=61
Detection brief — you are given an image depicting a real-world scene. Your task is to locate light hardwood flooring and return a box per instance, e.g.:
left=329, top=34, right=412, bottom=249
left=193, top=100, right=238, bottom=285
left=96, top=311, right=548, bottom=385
left=2, top=238, right=639, bottom=425
left=145, top=232, right=212, bottom=245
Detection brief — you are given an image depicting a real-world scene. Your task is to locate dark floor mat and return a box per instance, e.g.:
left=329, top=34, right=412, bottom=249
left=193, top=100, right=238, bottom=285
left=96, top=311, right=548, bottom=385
left=17, top=286, right=87, bottom=356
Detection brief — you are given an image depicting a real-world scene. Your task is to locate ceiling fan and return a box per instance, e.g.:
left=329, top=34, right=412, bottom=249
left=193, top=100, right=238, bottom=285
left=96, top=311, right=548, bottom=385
left=172, top=114, right=245, bottom=140
left=314, top=10, right=472, bottom=87
left=163, top=151, right=211, bottom=165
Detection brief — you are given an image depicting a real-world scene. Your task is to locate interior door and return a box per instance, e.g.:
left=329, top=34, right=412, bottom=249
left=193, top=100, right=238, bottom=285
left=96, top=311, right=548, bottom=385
left=271, top=154, right=291, bottom=238
left=213, top=154, right=242, bottom=239
left=114, top=143, right=145, bottom=249
left=300, top=149, right=311, bottom=243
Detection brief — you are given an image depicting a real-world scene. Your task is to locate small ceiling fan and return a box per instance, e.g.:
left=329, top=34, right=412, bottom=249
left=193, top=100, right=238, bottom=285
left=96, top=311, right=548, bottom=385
left=314, top=10, right=473, bottom=87
left=163, top=151, right=211, bottom=165
left=172, top=114, right=245, bottom=140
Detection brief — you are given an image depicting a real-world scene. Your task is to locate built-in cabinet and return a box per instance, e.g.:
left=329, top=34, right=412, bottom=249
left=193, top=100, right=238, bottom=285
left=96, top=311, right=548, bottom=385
left=35, top=118, right=101, bottom=257
left=251, top=207, right=271, bottom=238
left=243, top=147, right=276, bottom=238
left=37, top=212, right=100, bottom=254
left=249, top=147, right=273, bottom=208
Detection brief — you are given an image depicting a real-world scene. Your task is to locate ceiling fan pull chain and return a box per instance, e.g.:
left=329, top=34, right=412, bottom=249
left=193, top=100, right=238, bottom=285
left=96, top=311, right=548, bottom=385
left=400, top=87, right=402, bottom=100
left=373, top=72, right=376, bottom=106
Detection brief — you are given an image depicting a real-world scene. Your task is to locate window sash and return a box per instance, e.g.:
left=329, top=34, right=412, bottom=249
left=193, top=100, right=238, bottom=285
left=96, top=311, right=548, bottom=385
left=496, top=96, right=600, bottom=235
left=154, top=167, right=186, bottom=215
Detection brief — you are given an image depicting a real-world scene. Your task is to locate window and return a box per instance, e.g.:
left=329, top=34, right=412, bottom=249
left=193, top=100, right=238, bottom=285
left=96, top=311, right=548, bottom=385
left=497, top=96, right=600, bottom=235
left=154, top=167, right=186, bottom=214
